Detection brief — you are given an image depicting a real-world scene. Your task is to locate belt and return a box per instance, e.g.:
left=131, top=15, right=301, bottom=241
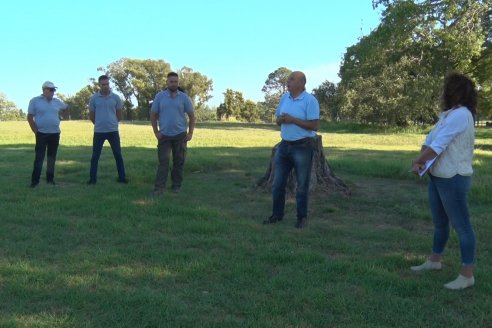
left=282, top=137, right=311, bottom=145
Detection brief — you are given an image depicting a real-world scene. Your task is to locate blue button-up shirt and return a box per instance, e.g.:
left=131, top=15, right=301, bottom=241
left=275, top=91, right=320, bottom=141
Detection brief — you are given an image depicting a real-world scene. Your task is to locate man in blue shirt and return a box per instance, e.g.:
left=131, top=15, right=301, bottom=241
left=150, top=72, right=195, bottom=195
left=27, top=81, right=68, bottom=187
left=263, top=71, right=320, bottom=228
left=88, top=75, right=127, bottom=185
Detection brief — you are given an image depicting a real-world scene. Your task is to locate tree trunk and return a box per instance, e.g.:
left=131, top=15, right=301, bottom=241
left=256, top=135, right=351, bottom=196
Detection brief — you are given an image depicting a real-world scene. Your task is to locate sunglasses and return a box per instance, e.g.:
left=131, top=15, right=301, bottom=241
left=46, top=88, right=56, bottom=92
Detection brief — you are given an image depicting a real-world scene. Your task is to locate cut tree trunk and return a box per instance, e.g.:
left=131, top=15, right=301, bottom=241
left=256, top=135, right=351, bottom=196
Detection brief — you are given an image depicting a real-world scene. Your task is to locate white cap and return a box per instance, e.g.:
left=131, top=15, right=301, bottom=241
left=42, top=81, right=57, bottom=89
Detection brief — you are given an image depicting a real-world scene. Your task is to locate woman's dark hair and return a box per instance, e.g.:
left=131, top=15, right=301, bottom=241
left=442, top=72, right=477, bottom=117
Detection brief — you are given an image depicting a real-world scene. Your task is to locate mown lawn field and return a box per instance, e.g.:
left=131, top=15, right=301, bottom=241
left=0, top=120, right=491, bottom=327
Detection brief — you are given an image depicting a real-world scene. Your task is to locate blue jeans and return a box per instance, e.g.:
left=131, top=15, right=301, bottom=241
left=31, top=132, right=60, bottom=184
left=429, top=174, right=475, bottom=266
left=272, top=139, right=314, bottom=219
left=89, top=131, right=126, bottom=182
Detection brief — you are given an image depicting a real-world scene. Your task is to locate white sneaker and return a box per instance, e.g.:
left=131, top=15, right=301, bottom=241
left=444, top=275, right=475, bottom=290
left=410, top=260, right=442, bottom=272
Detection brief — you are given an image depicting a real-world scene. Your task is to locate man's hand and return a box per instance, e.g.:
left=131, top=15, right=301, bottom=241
left=27, top=116, right=38, bottom=134
left=280, top=113, right=295, bottom=124
left=185, top=132, right=193, bottom=141
left=277, top=113, right=319, bottom=131
left=410, top=160, right=424, bottom=175
left=154, top=131, right=163, bottom=140
left=276, top=113, right=294, bottom=125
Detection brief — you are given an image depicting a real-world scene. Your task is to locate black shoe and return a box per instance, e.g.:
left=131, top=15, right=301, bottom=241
left=118, top=178, right=128, bottom=184
left=171, top=186, right=181, bottom=193
left=151, top=189, right=164, bottom=196
left=47, top=180, right=56, bottom=185
left=30, top=181, right=39, bottom=188
left=295, top=217, right=308, bottom=229
left=263, top=215, right=283, bottom=225
left=87, top=180, right=96, bottom=185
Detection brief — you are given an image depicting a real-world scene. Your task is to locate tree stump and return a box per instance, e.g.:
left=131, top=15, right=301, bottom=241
left=256, top=135, right=351, bottom=196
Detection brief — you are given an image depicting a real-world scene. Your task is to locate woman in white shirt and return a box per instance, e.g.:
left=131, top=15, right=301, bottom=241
left=410, top=72, right=477, bottom=290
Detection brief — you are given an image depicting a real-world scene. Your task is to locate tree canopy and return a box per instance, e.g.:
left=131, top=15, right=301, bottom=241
left=0, top=93, right=24, bottom=121
left=62, top=84, right=97, bottom=120
left=261, top=67, right=292, bottom=120
left=338, top=0, right=492, bottom=125
left=98, top=58, right=213, bottom=120
left=216, top=89, right=259, bottom=122
left=312, top=81, right=338, bottom=121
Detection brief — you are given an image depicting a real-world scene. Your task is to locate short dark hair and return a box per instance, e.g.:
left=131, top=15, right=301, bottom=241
left=98, top=75, right=110, bottom=83
left=442, top=72, right=477, bottom=117
left=167, top=72, right=178, bottom=79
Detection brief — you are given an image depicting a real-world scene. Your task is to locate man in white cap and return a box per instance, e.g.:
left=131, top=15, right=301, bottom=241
left=27, top=81, right=68, bottom=187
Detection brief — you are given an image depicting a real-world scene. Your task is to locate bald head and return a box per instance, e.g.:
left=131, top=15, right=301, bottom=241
left=287, top=71, right=306, bottom=97
left=292, top=71, right=306, bottom=84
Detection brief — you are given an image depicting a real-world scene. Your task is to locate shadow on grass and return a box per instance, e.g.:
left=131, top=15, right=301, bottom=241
left=0, top=143, right=491, bottom=326
left=1, top=142, right=489, bottom=204
left=125, top=120, right=434, bottom=135
left=3, top=142, right=490, bottom=188
left=475, top=144, right=492, bottom=152
left=475, top=127, right=492, bottom=139
left=123, top=120, right=280, bottom=132
left=197, top=121, right=279, bottom=131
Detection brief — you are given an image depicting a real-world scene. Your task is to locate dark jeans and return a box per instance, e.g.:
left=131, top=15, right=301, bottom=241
left=429, top=174, right=475, bottom=265
left=31, top=132, right=60, bottom=184
left=89, top=131, right=126, bottom=182
left=272, top=139, right=314, bottom=219
left=154, top=133, right=187, bottom=191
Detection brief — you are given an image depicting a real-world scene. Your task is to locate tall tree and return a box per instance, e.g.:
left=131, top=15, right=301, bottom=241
left=472, top=4, right=492, bottom=120
left=339, top=0, right=491, bottom=125
left=63, top=84, right=98, bottom=120
left=219, top=89, right=245, bottom=120
left=312, top=81, right=338, bottom=121
left=101, top=58, right=213, bottom=120
left=178, top=66, right=214, bottom=112
left=261, top=67, right=292, bottom=118
left=216, top=103, right=227, bottom=121
left=0, top=93, right=24, bottom=121
left=101, top=58, right=170, bottom=120
left=240, top=100, right=259, bottom=122
left=257, top=101, right=274, bottom=123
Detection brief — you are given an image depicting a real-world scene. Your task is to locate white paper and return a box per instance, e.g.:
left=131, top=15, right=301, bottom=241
left=418, top=157, right=437, bottom=177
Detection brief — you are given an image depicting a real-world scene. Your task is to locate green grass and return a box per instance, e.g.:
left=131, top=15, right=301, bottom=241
left=0, top=121, right=491, bottom=327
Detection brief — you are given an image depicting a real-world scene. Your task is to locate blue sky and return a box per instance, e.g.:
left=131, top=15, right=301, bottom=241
left=0, top=0, right=382, bottom=110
